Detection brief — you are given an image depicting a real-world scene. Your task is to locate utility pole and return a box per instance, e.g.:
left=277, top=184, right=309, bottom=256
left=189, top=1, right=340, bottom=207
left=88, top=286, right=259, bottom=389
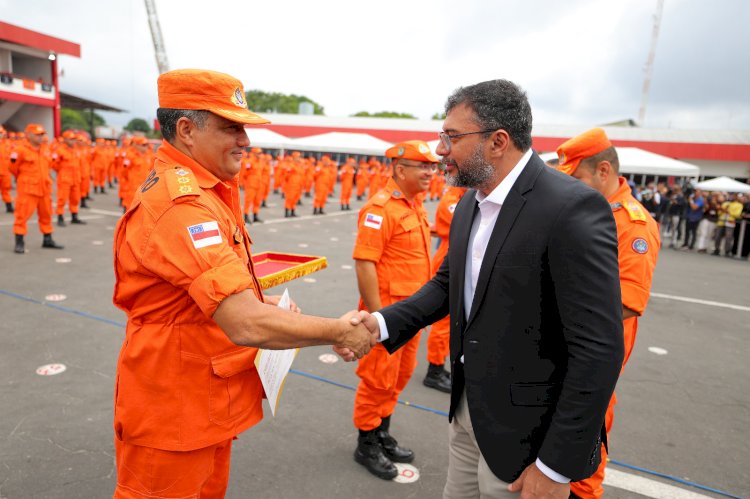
left=638, top=0, right=665, bottom=125
left=144, top=0, right=170, bottom=74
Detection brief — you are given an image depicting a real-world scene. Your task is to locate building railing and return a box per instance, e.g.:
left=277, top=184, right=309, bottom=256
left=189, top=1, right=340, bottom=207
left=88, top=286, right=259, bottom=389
left=0, top=72, right=55, bottom=99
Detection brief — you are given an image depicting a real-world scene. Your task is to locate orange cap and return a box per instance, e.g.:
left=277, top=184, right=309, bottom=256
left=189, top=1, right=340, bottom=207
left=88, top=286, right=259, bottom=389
left=131, top=136, right=149, bottom=145
left=385, top=140, right=439, bottom=163
left=251, top=147, right=262, bottom=153
left=25, top=123, right=46, bottom=135
left=556, top=128, right=612, bottom=176
left=157, top=69, right=269, bottom=125
left=62, top=130, right=77, bottom=140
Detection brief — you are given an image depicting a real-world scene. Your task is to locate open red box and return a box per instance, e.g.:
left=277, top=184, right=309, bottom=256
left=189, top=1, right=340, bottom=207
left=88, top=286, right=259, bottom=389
left=251, top=251, right=328, bottom=290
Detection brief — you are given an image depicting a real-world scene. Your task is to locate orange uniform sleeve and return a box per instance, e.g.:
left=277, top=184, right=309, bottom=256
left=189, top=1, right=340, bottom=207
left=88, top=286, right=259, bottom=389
left=140, top=202, right=255, bottom=318
left=352, top=205, right=391, bottom=263
left=617, top=222, right=660, bottom=315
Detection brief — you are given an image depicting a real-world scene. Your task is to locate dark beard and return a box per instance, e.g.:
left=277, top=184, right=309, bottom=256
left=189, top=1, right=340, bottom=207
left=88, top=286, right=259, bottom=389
left=445, top=144, right=495, bottom=189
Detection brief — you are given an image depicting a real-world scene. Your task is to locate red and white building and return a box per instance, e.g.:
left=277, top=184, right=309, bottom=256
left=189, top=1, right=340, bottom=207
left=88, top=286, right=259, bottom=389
left=0, top=21, right=80, bottom=136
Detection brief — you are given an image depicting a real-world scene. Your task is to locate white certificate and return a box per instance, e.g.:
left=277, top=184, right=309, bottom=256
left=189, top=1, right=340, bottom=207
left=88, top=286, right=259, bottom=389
left=254, top=289, right=299, bottom=416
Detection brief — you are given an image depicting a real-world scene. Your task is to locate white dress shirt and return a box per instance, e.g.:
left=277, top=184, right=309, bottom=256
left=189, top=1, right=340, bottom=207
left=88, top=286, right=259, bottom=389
left=373, top=149, right=569, bottom=483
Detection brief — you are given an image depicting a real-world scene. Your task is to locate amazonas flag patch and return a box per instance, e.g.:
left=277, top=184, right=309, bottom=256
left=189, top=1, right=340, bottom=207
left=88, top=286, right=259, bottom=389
left=188, top=221, right=222, bottom=249
left=363, top=213, right=383, bottom=230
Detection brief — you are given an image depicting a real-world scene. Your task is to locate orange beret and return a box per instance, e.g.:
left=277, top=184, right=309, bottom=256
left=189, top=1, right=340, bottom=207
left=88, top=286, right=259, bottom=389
left=25, top=123, right=46, bottom=135
left=131, top=136, right=149, bottom=145
left=158, top=69, right=269, bottom=125
left=385, top=140, right=439, bottom=163
left=556, top=128, right=612, bottom=176
left=62, top=130, right=77, bottom=140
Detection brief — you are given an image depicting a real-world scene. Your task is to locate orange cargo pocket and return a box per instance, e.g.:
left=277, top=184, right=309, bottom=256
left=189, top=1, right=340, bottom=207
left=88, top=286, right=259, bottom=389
left=356, top=345, right=401, bottom=391
left=209, top=348, right=258, bottom=425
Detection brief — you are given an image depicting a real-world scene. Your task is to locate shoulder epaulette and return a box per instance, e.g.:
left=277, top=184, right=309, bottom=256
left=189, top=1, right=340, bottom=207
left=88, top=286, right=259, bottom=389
left=371, top=190, right=390, bottom=207
left=164, top=166, right=200, bottom=201
left=623, top=200, right=648, bottom=223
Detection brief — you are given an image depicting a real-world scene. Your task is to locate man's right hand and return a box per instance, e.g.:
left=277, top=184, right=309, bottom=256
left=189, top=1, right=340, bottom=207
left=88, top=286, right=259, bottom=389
left=333, top=311, right=380, bottom=361
left=334, top=311, right=377, bottom=360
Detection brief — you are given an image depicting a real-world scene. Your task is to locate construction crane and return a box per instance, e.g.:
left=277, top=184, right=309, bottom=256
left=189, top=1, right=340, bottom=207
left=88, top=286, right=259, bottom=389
left=638, top=0, right=665, bottom=125
left=144, top=0, right=170, bottom=74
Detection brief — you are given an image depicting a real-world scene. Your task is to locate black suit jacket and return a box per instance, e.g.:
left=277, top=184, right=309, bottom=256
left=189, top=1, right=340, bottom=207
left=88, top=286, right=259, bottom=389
left=380, top=152, right=624, bottom=482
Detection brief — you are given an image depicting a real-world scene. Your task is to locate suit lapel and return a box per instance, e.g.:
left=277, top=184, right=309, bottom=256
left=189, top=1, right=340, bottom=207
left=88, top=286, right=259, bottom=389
left=465, top=154, right=544, bottom=328
left=451, top=192, right=478, bottom=326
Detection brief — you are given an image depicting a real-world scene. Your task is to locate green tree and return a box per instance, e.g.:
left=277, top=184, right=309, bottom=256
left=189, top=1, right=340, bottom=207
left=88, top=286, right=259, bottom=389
left=352, top=111, right=417, bottom=119
left=60, top=107, right=105, bottom=134
left=431, top=112, right=446, bottom=120
left=124, top=118, right=151, bottom=133
left=245, top=90, right=325, bottom=115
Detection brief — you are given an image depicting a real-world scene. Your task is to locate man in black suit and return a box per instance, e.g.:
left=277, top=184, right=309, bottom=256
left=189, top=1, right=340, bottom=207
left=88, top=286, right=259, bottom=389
left=338, top=80, right=623, bottom=498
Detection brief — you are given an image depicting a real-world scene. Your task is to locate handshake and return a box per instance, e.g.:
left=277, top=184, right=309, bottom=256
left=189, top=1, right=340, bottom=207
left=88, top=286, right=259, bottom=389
left=333, top=310, right=381, bottom=362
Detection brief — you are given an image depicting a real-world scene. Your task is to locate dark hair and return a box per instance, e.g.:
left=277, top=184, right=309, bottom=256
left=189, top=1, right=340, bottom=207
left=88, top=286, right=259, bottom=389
left=445, top=79, right=533, bottom=151
left=156, top=108, right=210, bottom=142
left=579, top=146, right=620, bottom=174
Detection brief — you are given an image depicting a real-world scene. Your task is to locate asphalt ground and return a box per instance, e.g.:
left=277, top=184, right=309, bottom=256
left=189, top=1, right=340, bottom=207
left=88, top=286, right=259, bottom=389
left=0, top=185, right=747, bottom=499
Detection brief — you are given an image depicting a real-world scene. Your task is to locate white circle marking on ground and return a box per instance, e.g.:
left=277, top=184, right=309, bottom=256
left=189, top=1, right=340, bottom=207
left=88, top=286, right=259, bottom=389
left=45, top=294, right=67, bottom=302
left=393, top=463, right=420, bottom=484
left=298, top=243, right=309, bottom=248
left=55, top=258, right=72, bottom=263
left=318, top=354, right=339, bottom=364
left=267, top=228, right=278, bottom=232
left=92, top=240, right=104, bottom=245
left=648, top=346, right=668, bottom=355
left=106, top=226, right=114, bottom=230
left=341, top=265, right=353, bottom=270
left=303, top=278, right=316, bottom=283
left=36, top=363, right=66, bottom=376
left=330, top=237, right=339, bottom=242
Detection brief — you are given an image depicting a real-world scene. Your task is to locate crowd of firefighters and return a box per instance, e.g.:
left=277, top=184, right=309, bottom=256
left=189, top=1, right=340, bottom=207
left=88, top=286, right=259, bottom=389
left=0, top=122, right=448, bottom=253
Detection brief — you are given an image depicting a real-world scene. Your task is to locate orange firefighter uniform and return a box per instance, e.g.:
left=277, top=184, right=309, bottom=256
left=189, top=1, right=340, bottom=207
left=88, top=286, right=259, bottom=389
left=339, top=158, right=356, bottom=209
left=426, top=186, right=466, bottom=365
left=0, top=126, right=14, bottom=209
left=558, top=129, right=660, bottom=499
left=112, top=69, right=270, bottom=498
left=52, top=132, right=83, bottom=218
left=352, top=148, right=435, bottom=431
left=10, top=125, right=54, bottom=237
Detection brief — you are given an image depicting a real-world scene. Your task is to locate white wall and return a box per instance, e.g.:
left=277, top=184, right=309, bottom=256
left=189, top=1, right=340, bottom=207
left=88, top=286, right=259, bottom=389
left=688, top=159, right=750, bottom=181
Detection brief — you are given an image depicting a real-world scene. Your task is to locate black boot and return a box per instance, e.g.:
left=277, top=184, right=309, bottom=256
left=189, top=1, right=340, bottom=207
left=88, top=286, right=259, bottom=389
left=319, top=208, right=325, bottom=215
left=42, top=233, right=64, bottom=250
left=357, top=195, right=362, bottom=201
left=376, top=416, right=414, bottom=463
left=57, top=214, right=67, bottom=227
left=305, top=192, right=311, bottom=198
left=354, top=429, right=398, bottom=480
left=346, top=205, right=351, bottom=210
left=423, top=363, right=452, bottom=393
left=253, top=213, right=263, bottom=223
left=341, top=204, right=345, bottom=211
left=313, top=207, right=318, bottom=215
left=14, top=234, right=24, bottom=254
left=100, top=187, right=107, bottom=195
left=290, top=210, right=298, bottom=217
left=71, top=213, right=86, bottom=225
left=108, top=182, right=114, bottom=189
left=285, top=209, right=290, bottom=218
left=5, top=202, right=13, bottom=213
left=261, top=200, right=267, bottom=208
left=244, top=213, right=251, bottom=224
left=80, top=198, right=89, bottom=209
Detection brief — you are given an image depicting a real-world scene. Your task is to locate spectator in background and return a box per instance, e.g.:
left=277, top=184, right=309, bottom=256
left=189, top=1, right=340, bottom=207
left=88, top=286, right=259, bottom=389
left=715, top=193, right=744, bottom=256
left=738, top=194, right=750, bottom=258
left=683, top=189, right=705, bottom=250
left=640, top=187, right=658, bottom=219
left=696, top=193, right=720, bottom=253
left=656, top=183, right=670, bottom=224
left=665, top=185, right=686, bottom=249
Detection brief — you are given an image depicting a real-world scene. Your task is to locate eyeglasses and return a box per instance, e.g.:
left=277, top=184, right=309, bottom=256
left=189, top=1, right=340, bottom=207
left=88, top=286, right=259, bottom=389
left=438, top=129, right=496, bottom=152
left=399, top=161, right=438, bottom=173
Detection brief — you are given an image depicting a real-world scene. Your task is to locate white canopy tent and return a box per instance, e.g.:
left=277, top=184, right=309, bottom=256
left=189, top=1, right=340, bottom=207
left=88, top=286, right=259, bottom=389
left=539, top=147, right=700, bottom=177
left=283, top=132, right=394, bottom=156
left=695, top=176, right=750, bottom=193
left=244, top=127, right=288, bottom=149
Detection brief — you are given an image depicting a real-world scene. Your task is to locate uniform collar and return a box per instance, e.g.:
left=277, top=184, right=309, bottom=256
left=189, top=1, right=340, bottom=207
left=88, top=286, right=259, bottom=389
left=383, top=177, right=409, bottom=201
left=156, top=140, right=226, bottom=190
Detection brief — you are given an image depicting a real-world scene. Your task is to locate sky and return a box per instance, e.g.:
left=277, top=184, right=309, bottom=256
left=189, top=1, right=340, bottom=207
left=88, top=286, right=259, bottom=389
left=3, top=0, right=749, bottom=131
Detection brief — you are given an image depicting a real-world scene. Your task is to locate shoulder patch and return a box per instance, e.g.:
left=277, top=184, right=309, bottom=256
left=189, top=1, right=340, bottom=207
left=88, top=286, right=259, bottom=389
left=632, top=238, right=649, bottom=254
left=363, top=212, right=383, bottom=230
left=165, top=166, right=199, bottom=201
left=187, top=221, right=223, bottom=249
left=624, top=201, right=648, bottom=223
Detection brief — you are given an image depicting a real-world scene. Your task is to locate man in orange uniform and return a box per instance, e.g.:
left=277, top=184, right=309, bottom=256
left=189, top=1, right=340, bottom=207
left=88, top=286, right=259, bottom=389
left=120, top=136, right=152, bottom=211
left=422, top=184, right=466, bottom=393
left=240, top=149, right=261, bottom=223
left=0, top=125, right=14, bottom=213
left=259, top=150, right=272, bottom=208
left=312, top=157, right=329, bottom=215
left=351, top=140, right=438, bottom=480
left=355, top=159, right=368, bottom=200
left=9, top=124, right=64, bottom=253
left=77, top=133, right=92, bottom=208
left=339, top=157, right=356, bottom=210
left=91, top=138, right=109, bottom=194
left=52, top=130, right=86, bottom=226
left=283, top=152, right=303, bottom=217
left=557, top=128, right=660, bottom=499
left=112, top=69, right=375, bottom=498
